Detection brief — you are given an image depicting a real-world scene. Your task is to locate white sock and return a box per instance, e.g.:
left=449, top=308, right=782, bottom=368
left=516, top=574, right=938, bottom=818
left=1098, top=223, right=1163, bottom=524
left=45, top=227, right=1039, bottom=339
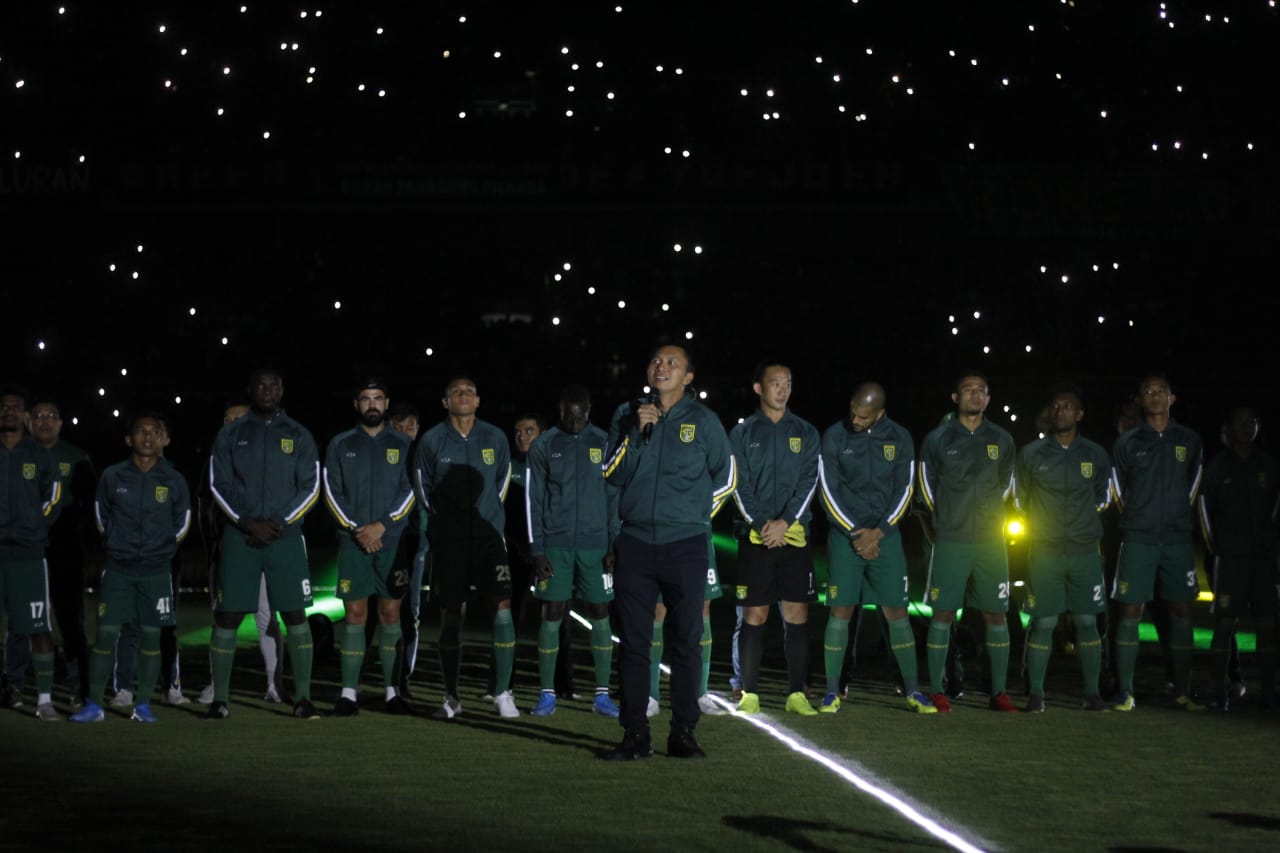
left=341, top=687, right=358, bottom=702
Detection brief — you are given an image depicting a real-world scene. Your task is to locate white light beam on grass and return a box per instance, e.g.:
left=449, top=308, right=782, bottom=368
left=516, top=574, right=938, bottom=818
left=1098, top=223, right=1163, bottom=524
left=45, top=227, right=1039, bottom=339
left=728, top=711, right=991, bottom=853
left=570, top=606, right=989, bottom=853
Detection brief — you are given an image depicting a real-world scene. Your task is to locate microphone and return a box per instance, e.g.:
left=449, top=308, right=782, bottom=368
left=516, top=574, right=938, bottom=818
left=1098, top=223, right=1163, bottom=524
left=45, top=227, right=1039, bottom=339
left=639, top=393, right=657, bottom=445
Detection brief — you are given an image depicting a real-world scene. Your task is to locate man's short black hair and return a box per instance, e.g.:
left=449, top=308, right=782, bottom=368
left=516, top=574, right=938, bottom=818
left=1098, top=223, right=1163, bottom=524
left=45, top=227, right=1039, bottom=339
left=559, top=385, right=591, bottom=409
left=1049, top=382, right=1085, bottom=408
left=0, top=384, right=30, bottom=408
left=651, top=343, right=695, bottom=374
left=514, top=412, right=548, bottom=431
left=752, top=360, right=789, bottom=386
left=127, top=411, right=169, bottom=434
left=953, top=371, right=989, bottom=394
left=443, top=375, right=478, bottom=396
left=389, top=402, right=419, bottom=421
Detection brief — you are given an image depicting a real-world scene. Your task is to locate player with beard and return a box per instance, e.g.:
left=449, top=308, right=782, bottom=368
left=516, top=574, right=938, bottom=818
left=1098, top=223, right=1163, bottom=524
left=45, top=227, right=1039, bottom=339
left=324, top=379, right=417, bottom=716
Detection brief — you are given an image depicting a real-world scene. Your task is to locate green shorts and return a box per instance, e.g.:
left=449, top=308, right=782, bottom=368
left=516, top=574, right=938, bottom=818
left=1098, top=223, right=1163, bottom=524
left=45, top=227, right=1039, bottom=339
left=927, top=541, right=1010, bottom=612
left=98, top=565, right=175, bottom=628
left=215, top=527, right=313, bottom=613
left=533, top=547, right=616, bottom=604
left=1112, top=540, right=1198, bottom=604
left=1023, top=546, right=1106, bottom=618
left=430, top=535, right=511, bottom=608
left=1211, top=555, right=1279, bottom=618
left=336, top=541, right=409, bottom=601
left=825, top=532, right=909, bottom=608
left=0, top=557, right=52, bottom=635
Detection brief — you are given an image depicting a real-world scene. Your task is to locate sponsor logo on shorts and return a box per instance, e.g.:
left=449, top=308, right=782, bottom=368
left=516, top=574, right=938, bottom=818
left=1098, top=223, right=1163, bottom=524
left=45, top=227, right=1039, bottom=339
left=387, top=448, right=400, bottom=464
left=98, top=602, right=107, bottom=617
left=482, top=448, right=496, bottom=465
left=986, top=444, right=1000, bottom=460
left=339, top=579, right=351, bottom=593
left=537, top=579, right=549, bottom=592
left=1026, top=592, right=1037, bottom=609
left=589, top=447, right=603, bottom=464
left=828, top=584, right=838, bottom=599
left=929, top=587, right=940, bottom=602
left=883, top=444, right=896, bottom=461
left=680, top=424, right=697, bottom=443
left=59, top=462, right=71, bottom=477
left=155, top=486, right=169, bottom=503
left=1080, top=462, right=1094, bottom=478
left=1175, top=445, right=1187, bottom=462
left=281, top=438, right=295, bottom=454
left=1118, top=581, right=1128, bottom=596
left=22, top=463, right=36, bottom=480
left=789, top=437, right=802, bottom=453
left=736, top=585, right=748, bottom=600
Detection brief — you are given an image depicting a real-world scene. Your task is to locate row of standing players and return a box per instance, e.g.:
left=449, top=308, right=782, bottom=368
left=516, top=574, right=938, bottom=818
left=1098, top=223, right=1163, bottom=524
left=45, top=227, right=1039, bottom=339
left=1, top=358, right=1275, bottom=751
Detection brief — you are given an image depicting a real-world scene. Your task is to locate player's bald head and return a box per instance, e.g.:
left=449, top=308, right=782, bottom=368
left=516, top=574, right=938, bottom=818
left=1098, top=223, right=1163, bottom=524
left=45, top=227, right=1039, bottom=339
left=851, top=382, right=886, bottom=410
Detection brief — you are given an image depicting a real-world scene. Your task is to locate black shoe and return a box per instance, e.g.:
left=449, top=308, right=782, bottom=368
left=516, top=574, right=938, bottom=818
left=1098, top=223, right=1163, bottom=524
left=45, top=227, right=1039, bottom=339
left=666, top=727, right=706, bottom=759
left=206, top=701, right=230, bottom=720
left=385, top=696, right=412, bottom=716
left=331, top=697, right=359, bottom=717
left=603, top=729, right=653, bottom=761
left=293, top=698, right=321, bottom=719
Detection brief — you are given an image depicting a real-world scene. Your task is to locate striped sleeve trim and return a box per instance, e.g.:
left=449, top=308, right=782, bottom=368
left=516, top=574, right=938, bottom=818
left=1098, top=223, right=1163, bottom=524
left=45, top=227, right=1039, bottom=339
left=603, top=437, right=629, bottom=478
left=283, top=462, right=321, bottom=525
left=918, top=461, right=935, bottom=511
left=817, top=456, right=855, bottom=533
left=209, top=455, right=240, bottom=524
left=498, top=463, right=512, bottom=504
left=323, top=466, right=358, bottom=529
left=387, top=491, right=416, bottom=523
left=175, top=508, right=192, bottom=543
left=42, top=480, right=62, bottom=518
left=1187, top=464, right=1203, bottom=506
left=885, top=466, right=915, bottom=527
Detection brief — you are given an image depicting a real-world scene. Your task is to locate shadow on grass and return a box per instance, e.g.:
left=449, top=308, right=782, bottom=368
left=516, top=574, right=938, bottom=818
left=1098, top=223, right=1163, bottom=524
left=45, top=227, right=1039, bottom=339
left=1209, top=812, right=1280, bottom=830
left=722, top=815, right=949, bottom=851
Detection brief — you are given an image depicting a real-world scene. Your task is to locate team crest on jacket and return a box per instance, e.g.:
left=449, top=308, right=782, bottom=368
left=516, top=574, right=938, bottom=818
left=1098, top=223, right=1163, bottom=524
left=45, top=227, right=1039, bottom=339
left=589, top=448, right=603, bottom=464
left=281, top=438, right=294, bottom=454
left=155, top=486, right=169, bottom=504
left=986, top=445, right=1000, bottom=460
left=22, top=463, right=35, bottom=480
left=386, top=448, right=400, bottom=464
left=883, top=445, right=896, bottom=461
left=1080, top=462, right=1094, bottom=478
left=736, top=585, right=748, bottom=600
left=59, top=462, right=71, bottom=477
left=679, top=424, right=696, bottom=443
left=482, top=448, right=496, bottom=465
left=1175, top=445, right=1187, bottom=462
left=789, top=437, right=802, bottom=453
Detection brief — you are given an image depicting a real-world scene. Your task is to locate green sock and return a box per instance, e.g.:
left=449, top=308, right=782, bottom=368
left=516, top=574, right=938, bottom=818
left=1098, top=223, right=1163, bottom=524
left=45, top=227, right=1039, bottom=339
left=590, top=617, right=613, bottom=690
left=823, top=616, right=850, bottom=695
left=1170, top=615, right=1194, bottom=697
left=377, top=623, right=401, bottom=691
left=341, top=621, right=366, bottom=690
left=538, top=618, right=563, bottom=691
left=136, top=626, right=162, bottom=704
left=439, top=611, right=463, bottom=696
left=88, top=625, right=120, bottom=706
left=286, top=622, right=314, bottom=701
left=1026, top=617, right=1055, bottom=696
left=1258, top=617, right=1278, bottom=699
left=926, top=620, right=951, bottom=694
left=650, top=621, right=664, bottom=699
left=211, top=626, right=238, bottom=702
left=1116, top=617, right=1141, bottom=694
left=700, top=615, right=713, bottom=696
left=493, top=609, right=516, bottom=694
left=986, top=622, right=1011, bottom=695
left=887, top=616, right=919, bottom=695
left=1209, top=618, right=1234, bottom=694
left=33, top=651, right=55, bottom=698
left=1075, top=613, right=1102, bottom=697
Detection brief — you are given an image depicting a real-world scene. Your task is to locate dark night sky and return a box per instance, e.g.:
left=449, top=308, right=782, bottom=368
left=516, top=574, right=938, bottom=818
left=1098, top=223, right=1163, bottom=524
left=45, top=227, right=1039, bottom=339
left=3, top=1, right=1277, bottom=474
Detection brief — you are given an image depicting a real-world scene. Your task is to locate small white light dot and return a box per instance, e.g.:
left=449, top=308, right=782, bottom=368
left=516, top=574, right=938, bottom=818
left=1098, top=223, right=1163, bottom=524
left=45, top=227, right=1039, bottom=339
left=15, top=80, right=25, bottom=89
left=674, top=67, right=682, bottom=75
left=1247, top=142, right=1254, bottom=151
left=673, top=243, right=682, bottom=252
left=681, top=149, right=690, bottom=158
left=1010, top=414, right=1018, bottom=422
left=906, top=87, right=914, bottom=95
left=1025, top=345, right=1033, bottom=352
left=982, top=345, right=990, bottom=354
left=78, top=155, right=86, bottom=163
left=565, top=109, right=574, bottom=117
left=765, top=88, right=775, bottom=97
left=552, top=316, right=561, bottom=326
left=120, top=368, right=128, bottom=376
left=459, top=16, right=466, bottom=22
left=685, top=331, right=694, bottom=340
left=1152, top=143, right=1159, bottom=151
left=493, top=50, right=502, bottom=59
left=333, top=300, right=341, bottom=309
left=262, top=131, right=271, bottom=139
left=376, top=27, right=384, bottom=34
left=180, top=48, right=188, bottom=56
left=13, top=151, right=20, bottom=160
left=566, top=85, right=576, bottom=92
left=970, top=58, right=978, bottom=66
left=562, top=262, right=572, bottom=271
left=239, top=5, right=247, bottom=12
left=1099, top=109, right=1108, bottom=118
left=112, top=410, right=120, bottom=418
left=1028, top=24, right=1035, bottom=31
left=378, top=89, right=385, bottom=97
left=561, top=46, right=570, bottom=55
left=571, top=63, right=578, bottom=70
left=833, top=74, right=841, bottom=83
left=108, top=264, right=116, bottom=272
left=597, top=60, right=605, bottom=69
left=815, top=56, right=823, bottom=64
left=299, top=10, right=307, bottom=17
left=1173, top=140, right=1182, bottom=150
left=358, top=83, right=366, bottom=91
left=58, top=6, right=65, bottom=13
left=291, top=43, right=299, bottom=51
left=458, top=111, right=466, bottom=119
left=1092, top=264, right=1099, bottom=272
left=866, top=47, right=874, bottom=55
left=891, top=75, right=900, bottom=83
left=1128, top=320, right=1134, bottom=327
left=693, top=245, right=703, bottom=254
left=223, top=66, right=231, bottom=75
left=1176, top=85, right=1183, bottom=93
left=948, top=315, right=955, bottom=322
left=280, top=42, right=287, bottom=50
left=189, top=307, right=196, bottom=316
left=656, top=65, right=664, bottom=72
left=1113, top=262, right=1120, bottom=270
left=606, top=91, right=615, bottom=100
left=973, top=310, right=981, bottom=319
left=739, top=88, right=748, bottom=96
left=968, top=142, right=975, bottom=150
left=1001, top=77, right=1009, bottom=86
left=951, top=327, right=958, bottom=335
left=698, top=390, right=707, bottom=400
left=37, top=341, right=46, bottom=351
left=425, top=347, right=435, bottom=356
left=163, top=79, right=172, bottom=88
left=617, top=300, right=626, bottom=309
left=221, top=336, right=229, bottom=345
left=662, top=303, right=670, bottom=312
left=174, top=396, right=182, bottom=404
left=136, top=244, right=144, bottom=253
left=663, top=146, right=672, bottom=154
left=615, top=5, right=622, bottom=11
left=1003, top=405, right=1011, bottom=413
left=306, top=76, right=313, bottom=84
left=131, top=271, right=139, bottom=280
left=158, top=24, right=166, bottom=33
left=771, top=111, right=779, bottom=119
left=1061, top=274, right=1069, bottom=284
left=216, top=107, right=225, bottom=116
left=97, top=388, right=106, bottom=397
left=587, top=286, right=596, bottom=295
left=553, top=273, right=563, bottom=282
left=1039, top=265, right=1047, bottom=273
left=1097, top=315, right=1105, bottom=324
left=1201, top=152, right=1209, bottom=160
